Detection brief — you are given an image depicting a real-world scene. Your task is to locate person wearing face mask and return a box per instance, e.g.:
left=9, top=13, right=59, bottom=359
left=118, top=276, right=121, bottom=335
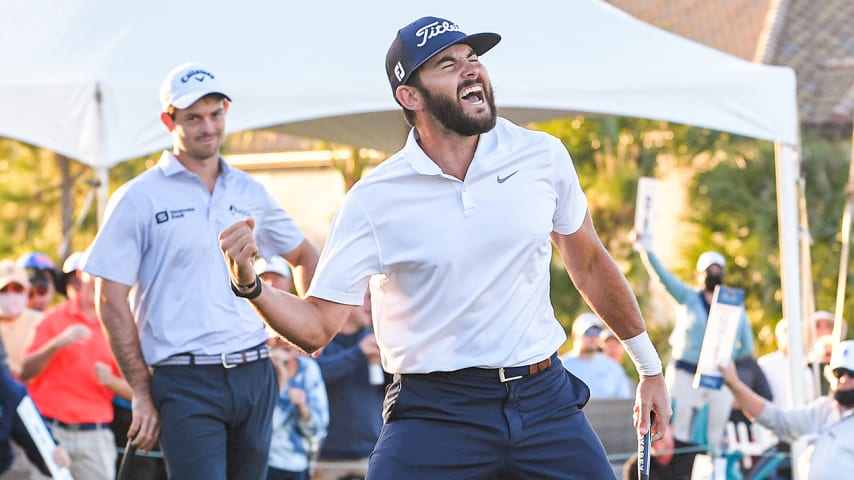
left=635, top=245, right=754, bottom=450
left=0, top=260, right=32, bottom=375
left=720, top=340, right=854, bottom=479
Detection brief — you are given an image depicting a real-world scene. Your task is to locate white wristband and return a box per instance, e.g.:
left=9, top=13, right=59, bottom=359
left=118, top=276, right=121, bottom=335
left=621, top=330, right=662, bottom=376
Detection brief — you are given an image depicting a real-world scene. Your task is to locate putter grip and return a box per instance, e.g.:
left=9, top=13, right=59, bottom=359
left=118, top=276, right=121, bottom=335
left=638, top=412, right=654, bottom=480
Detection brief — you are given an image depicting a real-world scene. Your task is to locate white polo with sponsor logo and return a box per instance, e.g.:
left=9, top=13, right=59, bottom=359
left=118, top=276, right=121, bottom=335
left=84, top=152, right=306, bottom=365
left=307, top=117, right=588, bottom=374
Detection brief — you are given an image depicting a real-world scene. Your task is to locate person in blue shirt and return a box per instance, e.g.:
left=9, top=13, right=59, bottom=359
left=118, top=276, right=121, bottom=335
left=312, top=292, right=383, bottom=480
left=266, top=335, right=328, bottom=480
left=636, top=245, right=754, bottom=449
left=560, top=313, right=632, bottom=399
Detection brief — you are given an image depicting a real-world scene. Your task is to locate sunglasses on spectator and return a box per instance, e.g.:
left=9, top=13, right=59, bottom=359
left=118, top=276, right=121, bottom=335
left=0, top=283, right=26, bottom=294
left=832, top=369, right=854, bottom=380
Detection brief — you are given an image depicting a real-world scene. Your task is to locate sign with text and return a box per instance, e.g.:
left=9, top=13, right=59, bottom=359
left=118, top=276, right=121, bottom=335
left=634, top=177, right=660, bottom=246
left=16, top=396, right=74, bottom=480
left=694, top=286, right=745, bottom=390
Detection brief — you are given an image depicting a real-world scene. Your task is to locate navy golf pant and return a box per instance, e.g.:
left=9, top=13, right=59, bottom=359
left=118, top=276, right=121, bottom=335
left=368, top=356, right=616, bottom=479
left=151, top=359, right=277, bottom=480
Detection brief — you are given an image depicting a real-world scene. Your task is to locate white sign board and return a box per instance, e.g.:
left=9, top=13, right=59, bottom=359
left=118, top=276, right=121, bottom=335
left=634, top=177, right=660, bottom=245
left=694, top=286, right=745, bottom=390
left=16, top=396, right=74, bottom=480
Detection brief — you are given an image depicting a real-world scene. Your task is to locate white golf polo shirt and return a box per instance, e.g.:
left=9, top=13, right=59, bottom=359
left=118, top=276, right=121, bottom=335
left=307, top=117, right=588, bottom=374
left=84, top=152, right=306, bottom=365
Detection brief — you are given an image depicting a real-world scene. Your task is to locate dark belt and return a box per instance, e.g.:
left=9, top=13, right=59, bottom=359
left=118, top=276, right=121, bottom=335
left=436, top=352, right=558, bottom=383
left=43, top=417, right=109, bottom=432
left=674, top=359, right=698, bottom=374
left=154, top=343, right=269, bottom=368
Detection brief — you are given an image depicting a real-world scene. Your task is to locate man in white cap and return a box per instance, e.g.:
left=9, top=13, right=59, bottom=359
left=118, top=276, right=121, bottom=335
left=221, top=16, right=670, bottom=478
left=560, top=312, right=632, bottom=399
left=83, top=62, right=319, bottom=479
left=255, top=256, right=293, bottom=293
left=635, top=245, right=754, bottom=449
left=721, top=340, right=854, bottom=478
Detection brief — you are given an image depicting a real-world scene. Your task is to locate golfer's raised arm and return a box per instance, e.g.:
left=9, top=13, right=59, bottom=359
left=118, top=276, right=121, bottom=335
left=219, top=218, right=351, bottom=352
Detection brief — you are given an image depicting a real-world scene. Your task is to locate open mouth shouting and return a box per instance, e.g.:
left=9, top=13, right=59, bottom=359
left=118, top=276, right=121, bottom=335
left=460, top=84, right=485, bottom=105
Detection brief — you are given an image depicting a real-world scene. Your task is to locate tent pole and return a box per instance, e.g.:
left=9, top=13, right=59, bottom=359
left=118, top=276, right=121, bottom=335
left=833, top=118, right=854, bottom=344
left=95, top=166, right=109, bottom=226
left=776, top=142, right=806, bottom=480
left=776, top=143, right=806, bottom=405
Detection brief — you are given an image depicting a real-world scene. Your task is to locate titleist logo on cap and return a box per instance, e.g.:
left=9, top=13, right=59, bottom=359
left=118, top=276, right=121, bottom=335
left=414, top=20, right=462, bottom=47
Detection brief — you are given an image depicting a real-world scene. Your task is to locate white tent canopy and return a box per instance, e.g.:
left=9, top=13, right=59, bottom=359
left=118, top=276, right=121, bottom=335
left=0, top=0, right=808, bottom=407
left=0, top=0, right=798, bottom=165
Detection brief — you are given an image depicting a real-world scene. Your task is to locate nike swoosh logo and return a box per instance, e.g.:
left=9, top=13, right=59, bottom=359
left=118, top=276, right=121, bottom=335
left=497, top=170, right=519, bottom=183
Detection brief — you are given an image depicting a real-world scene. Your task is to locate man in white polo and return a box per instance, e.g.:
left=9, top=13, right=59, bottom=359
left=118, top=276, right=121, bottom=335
left=84, top=61, right=318, bottom=479
left=220, top=16, right=670, bottom=478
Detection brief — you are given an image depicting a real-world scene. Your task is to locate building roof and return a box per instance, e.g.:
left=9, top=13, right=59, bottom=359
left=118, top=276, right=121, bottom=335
left=608, top=0, right=854, bottom=127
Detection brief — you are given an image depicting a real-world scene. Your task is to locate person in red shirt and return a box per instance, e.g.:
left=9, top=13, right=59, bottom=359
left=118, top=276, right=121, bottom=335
left=21, top=252, right=129, bottom=480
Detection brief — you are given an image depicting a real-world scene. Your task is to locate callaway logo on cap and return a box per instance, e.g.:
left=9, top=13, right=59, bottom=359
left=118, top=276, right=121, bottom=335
left=385, top=16, right=501, bottom=97
left=159, top=61, right=232, bottom=112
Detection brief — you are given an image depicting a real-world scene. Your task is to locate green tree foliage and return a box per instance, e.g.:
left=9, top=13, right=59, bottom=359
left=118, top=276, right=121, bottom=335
left=0, top=138, right=154, bottom=264
left=534, top=117, right=852, bottom=359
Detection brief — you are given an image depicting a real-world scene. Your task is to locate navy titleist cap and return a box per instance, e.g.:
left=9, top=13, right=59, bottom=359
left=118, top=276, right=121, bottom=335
left=385, top=16, right=501, bottom=96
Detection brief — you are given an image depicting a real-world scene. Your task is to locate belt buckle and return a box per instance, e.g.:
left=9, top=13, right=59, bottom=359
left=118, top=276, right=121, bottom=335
left=221, top=352, right=238, bottom=369
left=498, top=367, right=523, bottom=383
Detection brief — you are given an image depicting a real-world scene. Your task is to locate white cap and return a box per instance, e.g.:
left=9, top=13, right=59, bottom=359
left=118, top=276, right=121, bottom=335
left=571, top=312, right=604, bottom=337
left=696, top=251, right=726, bottom=272
left=159, top=62, right=231, bottom=112
left=0, top=260, right=30, bottom=290
left=829, top=340, right=854, bottom=371
left=812, top=310, right=835, bottom=325
left=254, top=256, right=292, bottom=279
left=62, top=251, right=88, bottom=274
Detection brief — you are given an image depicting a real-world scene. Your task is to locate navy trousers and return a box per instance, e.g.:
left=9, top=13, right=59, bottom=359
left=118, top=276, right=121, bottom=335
left=151, top=358, right=277, bottom=480
left=368, top=356, right=615, bottom=479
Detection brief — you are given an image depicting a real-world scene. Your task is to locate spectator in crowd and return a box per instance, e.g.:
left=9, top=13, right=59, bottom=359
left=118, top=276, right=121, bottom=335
left=0, top=366, right=71, bottom=477
left=266, top=335, right=328, bottom=480
left=262, top=258, right=328, bottom=480
left=0, top=260, right=70, bottom=479
left=16, top=252, right=61, bottom=312
left=312, top=292, right=382, bottom=480
left=808, top=311, right=847, bottom=397
left=635, top=245, right=754, bottom=448
left=256, top=256, right=294, bottom=293
left=758, top=318, right=815, bottom=408
left=600, top=327, right=627, bottom=365
left=0, top=260, right=29, bottom=372
left=84, top=61, right=319, bottom=479
left=720, top=340, right=854, bottom=478
left=811, top=310, right=836, bottom=341
left=0, top=255, right=50, bottom=379
left=20, top=251, right=128, bottom=480
left=560, top=313, right=632, bottom=399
